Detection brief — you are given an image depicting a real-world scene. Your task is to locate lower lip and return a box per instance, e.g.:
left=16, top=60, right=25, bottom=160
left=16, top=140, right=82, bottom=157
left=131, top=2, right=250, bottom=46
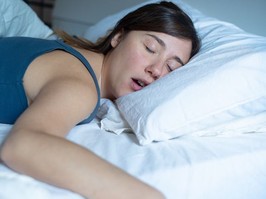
left=131, top=79, right=142, bottom=91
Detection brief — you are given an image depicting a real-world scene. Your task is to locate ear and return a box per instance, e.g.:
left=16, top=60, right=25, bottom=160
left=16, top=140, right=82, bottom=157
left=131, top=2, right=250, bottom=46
left=111, top=32, right=123, bottom=48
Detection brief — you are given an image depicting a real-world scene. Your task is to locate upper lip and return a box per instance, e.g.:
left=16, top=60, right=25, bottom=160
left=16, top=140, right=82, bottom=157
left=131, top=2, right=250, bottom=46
left=133, top=78, right=151, bottom=87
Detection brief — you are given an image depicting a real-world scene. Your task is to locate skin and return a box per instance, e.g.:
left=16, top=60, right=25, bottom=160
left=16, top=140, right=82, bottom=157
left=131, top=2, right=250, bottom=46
left=101, top=31, right=192, bottom=99
left=0, top=31, right=191, bottom=199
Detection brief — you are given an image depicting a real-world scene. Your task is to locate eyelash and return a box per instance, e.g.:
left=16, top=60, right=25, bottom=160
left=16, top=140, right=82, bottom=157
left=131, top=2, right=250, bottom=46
left=145, top=45, right=174, bottom=72
left=167, top=65, right=173, bottom=72
left=145, top=45, right=155, bottom=54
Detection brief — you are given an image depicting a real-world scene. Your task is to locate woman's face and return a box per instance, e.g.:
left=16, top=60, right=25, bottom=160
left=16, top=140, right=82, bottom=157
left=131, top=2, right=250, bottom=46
left=103, top=30, right=192, bottom=99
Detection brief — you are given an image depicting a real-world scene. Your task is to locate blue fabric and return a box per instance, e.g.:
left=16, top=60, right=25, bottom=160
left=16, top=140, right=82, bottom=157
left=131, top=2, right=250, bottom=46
left=0, top=37, right=100, bottom=125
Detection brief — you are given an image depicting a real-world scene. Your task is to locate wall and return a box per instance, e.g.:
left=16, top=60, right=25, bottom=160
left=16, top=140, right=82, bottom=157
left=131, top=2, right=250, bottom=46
left=52, top=0, right=266, bottom=37
left=52, top=0, right=145, bottom=35
left=184, top=0, right=266, bottom=36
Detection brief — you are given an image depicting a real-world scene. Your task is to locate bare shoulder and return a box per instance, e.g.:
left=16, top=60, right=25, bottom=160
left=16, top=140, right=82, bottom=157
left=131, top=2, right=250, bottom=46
left=24, top=49, right=99, bottom=100
left=19, top=50, right=100, bottom=136
left=16, top=75, right=98, bottom=136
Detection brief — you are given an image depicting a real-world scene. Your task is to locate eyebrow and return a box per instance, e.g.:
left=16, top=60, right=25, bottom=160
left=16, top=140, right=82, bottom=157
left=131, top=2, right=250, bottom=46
left=146, top=33, right=185, bottom=66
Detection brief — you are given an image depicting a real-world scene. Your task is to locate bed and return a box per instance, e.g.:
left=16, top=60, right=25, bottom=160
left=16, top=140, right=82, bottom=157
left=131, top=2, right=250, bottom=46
left=1, top=0, right=266, bottom=199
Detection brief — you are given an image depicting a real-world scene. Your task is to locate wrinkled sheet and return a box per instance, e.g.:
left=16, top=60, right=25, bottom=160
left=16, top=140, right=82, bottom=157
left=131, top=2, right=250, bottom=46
left=0, top=122, right=266, bottom=199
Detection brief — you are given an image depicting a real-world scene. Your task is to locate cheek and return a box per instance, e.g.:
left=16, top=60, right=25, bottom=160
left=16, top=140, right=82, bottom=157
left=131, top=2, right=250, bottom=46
left=114, top=39, right=149, bottom=72
left=126, top=54, right=144, bottom=70
left=125, top=48, right=149, bottom=71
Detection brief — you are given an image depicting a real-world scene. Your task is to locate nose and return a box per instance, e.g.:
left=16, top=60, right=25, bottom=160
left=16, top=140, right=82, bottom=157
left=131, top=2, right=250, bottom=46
left=145, top=62, right=164, bottom=80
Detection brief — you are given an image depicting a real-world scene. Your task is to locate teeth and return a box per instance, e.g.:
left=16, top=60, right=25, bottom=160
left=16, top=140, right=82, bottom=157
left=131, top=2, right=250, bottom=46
left=137, top=80, right=145, bottom=87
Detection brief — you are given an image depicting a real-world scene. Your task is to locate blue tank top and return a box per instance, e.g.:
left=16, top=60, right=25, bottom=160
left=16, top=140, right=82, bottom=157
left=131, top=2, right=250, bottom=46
left=0, top=37, right=100, bottom=125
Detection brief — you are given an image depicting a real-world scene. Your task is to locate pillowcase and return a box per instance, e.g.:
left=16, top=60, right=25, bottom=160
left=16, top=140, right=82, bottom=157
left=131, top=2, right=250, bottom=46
left=84, top=0, right=266, bottom=145
left=0, top=0, right=53, bottom=38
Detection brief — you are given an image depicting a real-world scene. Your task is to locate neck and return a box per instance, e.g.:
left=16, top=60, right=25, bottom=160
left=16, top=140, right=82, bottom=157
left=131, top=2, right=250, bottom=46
left=78, top=49, right=110, bottom=99
left=99, top=53, right=115, bottom=100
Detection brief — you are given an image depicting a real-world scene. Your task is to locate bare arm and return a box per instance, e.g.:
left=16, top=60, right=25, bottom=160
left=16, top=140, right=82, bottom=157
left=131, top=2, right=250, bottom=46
left=0, top=77, right=164, bottom=199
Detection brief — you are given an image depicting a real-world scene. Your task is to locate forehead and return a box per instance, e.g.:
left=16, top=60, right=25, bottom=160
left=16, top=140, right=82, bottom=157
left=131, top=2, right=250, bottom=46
left=128, top=31, right=191, bottom=48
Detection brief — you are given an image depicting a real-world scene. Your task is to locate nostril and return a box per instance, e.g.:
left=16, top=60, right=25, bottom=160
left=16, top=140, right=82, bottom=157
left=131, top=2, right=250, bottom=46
left=145, top=64, right=162, bottom=80
left=152, top=69, right=161, bottom=80
left=153, top=74, right=159, bottom=80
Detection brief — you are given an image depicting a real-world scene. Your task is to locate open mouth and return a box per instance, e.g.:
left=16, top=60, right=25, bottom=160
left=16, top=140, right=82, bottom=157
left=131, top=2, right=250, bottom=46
left=136, top=79, right=145, bottom=87
left=132, top=78, right=147, bottom=91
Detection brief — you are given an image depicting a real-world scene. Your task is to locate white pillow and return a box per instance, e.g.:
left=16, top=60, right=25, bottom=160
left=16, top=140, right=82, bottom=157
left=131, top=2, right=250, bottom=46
left=0, top=0, right=53, bottom=38
left=84, top=0, right=266, bottom=145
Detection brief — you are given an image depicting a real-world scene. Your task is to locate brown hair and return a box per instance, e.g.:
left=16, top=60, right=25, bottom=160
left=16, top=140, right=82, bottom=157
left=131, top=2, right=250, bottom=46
left=57, top=1, right=200, bottom=58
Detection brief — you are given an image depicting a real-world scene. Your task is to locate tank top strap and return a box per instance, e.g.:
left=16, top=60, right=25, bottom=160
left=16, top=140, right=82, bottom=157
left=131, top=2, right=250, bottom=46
left=56, top=40, right=100, bottom=124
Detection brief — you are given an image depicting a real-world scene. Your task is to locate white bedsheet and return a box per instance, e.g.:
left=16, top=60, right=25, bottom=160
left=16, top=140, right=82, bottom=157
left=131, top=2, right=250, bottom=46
left=0, top=121, right=266, bottom=199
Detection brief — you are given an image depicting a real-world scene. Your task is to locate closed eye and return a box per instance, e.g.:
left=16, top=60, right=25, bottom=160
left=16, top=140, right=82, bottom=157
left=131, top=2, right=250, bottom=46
left=166, top=59, right=183, bottom=72
left=167, top=65, right=173, bottom=72
left=145, top=45, right=155, bottom=54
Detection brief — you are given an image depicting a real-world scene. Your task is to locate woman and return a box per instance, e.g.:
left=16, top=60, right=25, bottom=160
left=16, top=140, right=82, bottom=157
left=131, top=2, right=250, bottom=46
left=0, top=1, right=200, bottom=199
